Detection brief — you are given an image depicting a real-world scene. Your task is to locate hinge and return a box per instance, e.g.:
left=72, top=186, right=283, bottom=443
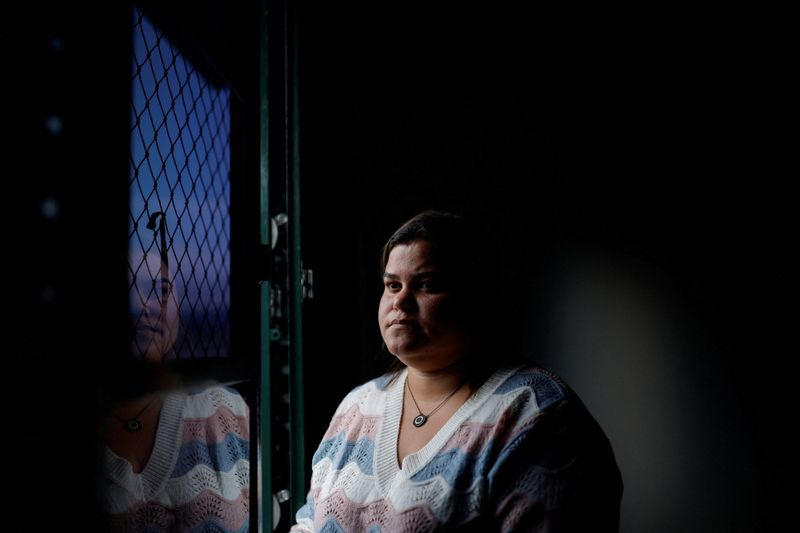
left=301, top=267, right=314, bottom=300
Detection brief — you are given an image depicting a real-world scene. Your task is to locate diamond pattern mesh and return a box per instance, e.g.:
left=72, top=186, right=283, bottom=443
left=128, top=7, right=231, bottom=360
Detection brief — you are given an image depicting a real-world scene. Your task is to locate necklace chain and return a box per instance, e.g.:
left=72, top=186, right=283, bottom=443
left=406, top=377, right=463, bottom=428
left=114, top=396, right=156, bottom=433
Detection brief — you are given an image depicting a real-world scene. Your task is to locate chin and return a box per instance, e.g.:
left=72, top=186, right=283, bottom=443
left=384, top=337, right=422, bottom=356
left=398, top=348, right=469, bottom=370
left=392, top=349, right=435, bottom=365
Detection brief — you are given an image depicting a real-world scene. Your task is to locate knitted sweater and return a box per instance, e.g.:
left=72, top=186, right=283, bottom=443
left=292, top=366, right=621, bottom=533
left=104, top=385, right=250, bottom=532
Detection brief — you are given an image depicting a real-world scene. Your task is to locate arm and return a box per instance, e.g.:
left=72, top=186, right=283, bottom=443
left=287, top=383, right=367, bottom=533
left=289, top=492, right=315, bottom=533
left=488, top=398, right=622, bottom=533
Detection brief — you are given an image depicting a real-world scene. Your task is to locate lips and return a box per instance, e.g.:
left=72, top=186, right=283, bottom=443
left=388, top=318, right=417, bottom=328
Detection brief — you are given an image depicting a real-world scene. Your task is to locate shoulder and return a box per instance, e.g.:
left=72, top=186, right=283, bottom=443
left=331, top=371, right=396, bottom=415
left=182, top=384, right=250, bottom=419
left=492, top=365, right=572, bottom=414
left=484, top=365, right=612, bottom=460
left=487, top=367, right=623, bottom=528
left=312, top=373, right=394, bottom=455
left=177, top=385, right=250, bottom=461
left=489, top=366, right=621, bottom=488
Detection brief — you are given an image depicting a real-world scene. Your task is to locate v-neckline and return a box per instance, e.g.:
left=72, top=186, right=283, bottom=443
left=105, top=392, right=186, bottom=501
left=374, top=366, right=517, bottom=496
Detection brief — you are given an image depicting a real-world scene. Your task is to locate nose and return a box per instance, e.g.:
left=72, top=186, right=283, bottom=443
left=392, top=286, right=416, bottom=311
left=131, top=287, right=162, bottom=324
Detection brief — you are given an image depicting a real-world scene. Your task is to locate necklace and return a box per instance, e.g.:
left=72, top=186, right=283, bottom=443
left=115, top=396, right=156, bottom=432
left=406, top=378, right=464, bottom=428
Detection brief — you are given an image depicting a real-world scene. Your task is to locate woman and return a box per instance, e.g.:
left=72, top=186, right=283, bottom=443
left=102, top=247, right=250, bottom=533
left=292, top=211, right=622, bottom=532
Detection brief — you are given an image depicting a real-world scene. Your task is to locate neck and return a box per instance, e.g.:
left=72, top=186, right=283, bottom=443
left=112, top=392, right=157, bottom=417
left=405, top=359, right=468, bottom=402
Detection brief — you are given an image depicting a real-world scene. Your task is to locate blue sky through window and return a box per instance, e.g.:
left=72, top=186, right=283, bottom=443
left=128, top=7, right=231, bottom=359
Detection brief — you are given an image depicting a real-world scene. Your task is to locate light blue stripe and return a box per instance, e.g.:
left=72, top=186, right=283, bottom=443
left=312, top=433, right=375, bottom=475
left=409, top=443, right=494, bottom=489
left=372, top=373, right=394, bottom=391
left=296, top=492, right=315, bottom=520
left=320, top=518, right=346, bottom=533
left=172, top=433, right=250, bottom=478
left=493, top=369, right=566, bottom=410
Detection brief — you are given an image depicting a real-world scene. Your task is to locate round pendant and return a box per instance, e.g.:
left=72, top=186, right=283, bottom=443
left=413, top=414, right=428, bottom=427
left=125, top=419, right=142, bottom=432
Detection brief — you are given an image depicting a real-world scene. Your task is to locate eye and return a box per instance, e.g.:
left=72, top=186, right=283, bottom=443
left=385, top=281, right=401, bottom=291
left=419, top=279, right=440, bottom=291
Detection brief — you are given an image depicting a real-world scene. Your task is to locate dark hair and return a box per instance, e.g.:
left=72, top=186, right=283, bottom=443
left=380, top=210, right=477, bottom=283
left=379, top=210, right=517, bottom=383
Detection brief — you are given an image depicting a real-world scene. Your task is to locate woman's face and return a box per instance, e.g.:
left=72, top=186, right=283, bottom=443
left=130, top=251, right=180, bottom=362
left=378, top=240, right=469, bottom=371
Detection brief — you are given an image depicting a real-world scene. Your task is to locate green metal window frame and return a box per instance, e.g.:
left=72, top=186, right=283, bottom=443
left=259, top=0, right=304, bottom=529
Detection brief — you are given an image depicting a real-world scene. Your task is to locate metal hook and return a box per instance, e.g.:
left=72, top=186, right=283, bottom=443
left=146, top=211, right=169, bottom=309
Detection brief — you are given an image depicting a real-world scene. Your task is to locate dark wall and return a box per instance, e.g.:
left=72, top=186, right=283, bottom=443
left=15, top=2, right=133, bottom=529
left=299, top=2, right=791, bottom=532
left=15, top=1, right=261, bottom=528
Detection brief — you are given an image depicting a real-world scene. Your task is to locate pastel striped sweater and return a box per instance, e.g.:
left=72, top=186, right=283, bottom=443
left=292, top=366, right=621, bottom=532
left=104, top=386, right=250, bottom=532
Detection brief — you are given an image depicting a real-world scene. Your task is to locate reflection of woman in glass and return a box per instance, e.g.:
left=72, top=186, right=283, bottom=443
left=103, top=218, right=250, bottom=533
left=129, top=245, right=180, bottom=363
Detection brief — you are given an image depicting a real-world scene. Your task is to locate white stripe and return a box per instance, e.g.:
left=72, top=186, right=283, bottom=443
left=105, top=459, right=250, bottom=513
left=309, top=455, right=486, bottom=525
left=312, top=457, right=383, bottom=506
left=182, top=386, right=249, bottom=419
left=334, top=380, right=387, bottom=417
left=387, top=473, right=484, bottom=520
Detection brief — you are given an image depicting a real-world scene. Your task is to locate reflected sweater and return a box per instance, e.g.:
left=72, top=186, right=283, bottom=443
left=104, top=386, right=250, bottom=533
left=292, top=366, right=621, bottom=533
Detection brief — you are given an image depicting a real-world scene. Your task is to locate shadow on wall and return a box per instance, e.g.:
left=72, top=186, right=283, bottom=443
left=521, top=244, right=757, bottom=533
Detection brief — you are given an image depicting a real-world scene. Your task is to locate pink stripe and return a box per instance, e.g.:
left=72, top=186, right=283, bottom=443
left=322, top=404, right=381, bottom=442
left=110, top=487, right=250, bottom=531
left=500, top=410, right=548, bottom=447
left=495, top=463, right=573, bottom=527
left=441, top=407, right=545, bottom=456
left=182, top=405, right=250, bottom=444
left=314, top=488, right=438, bottom=532
left=490, top=405, right=543, bottom=448
left=441, top=421, right=496, bottom=454
left=496, top=488, right=539, bottom=532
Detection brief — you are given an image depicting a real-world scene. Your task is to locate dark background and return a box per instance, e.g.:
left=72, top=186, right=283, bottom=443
left=15, top=1, right=791, bottom=531
left=298, top=2, right=792, bottom=532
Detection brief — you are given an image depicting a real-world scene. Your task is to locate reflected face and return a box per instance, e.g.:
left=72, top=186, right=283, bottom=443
left=130, top=251, right=180, bottom=361
left=378, top=240, right=469, bottom=370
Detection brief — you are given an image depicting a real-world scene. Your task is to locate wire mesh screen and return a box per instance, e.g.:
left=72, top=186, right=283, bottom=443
left=128, top=6, right=231, bottom=360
